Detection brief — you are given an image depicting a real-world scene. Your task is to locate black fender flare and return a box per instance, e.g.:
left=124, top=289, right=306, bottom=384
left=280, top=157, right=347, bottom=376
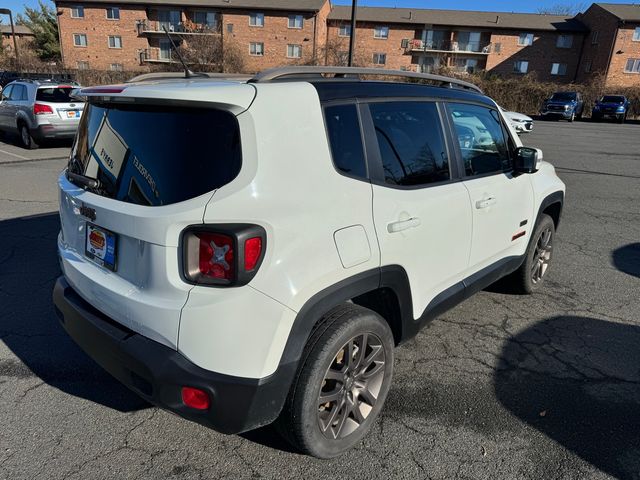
left=535, top=190, right=564, bottom=230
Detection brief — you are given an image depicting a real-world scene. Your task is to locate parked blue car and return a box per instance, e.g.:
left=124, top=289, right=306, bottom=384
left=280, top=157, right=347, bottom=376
left=592, top=95, right=631, bottom=123
left=540, top=91, right=584, bottom=122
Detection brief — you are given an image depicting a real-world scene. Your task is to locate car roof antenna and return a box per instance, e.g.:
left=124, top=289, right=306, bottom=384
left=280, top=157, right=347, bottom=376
left=161, top=25, right=197, bottom=79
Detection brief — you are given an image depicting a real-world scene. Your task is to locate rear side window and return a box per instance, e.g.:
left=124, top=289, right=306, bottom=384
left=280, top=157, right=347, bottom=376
left=70, top=103, right=241, bottom=206
left=37, top=87, right=74, bottom=103
left=447, top=103, right=511, bottom=177
left=370, top=101, right=449, bottom=187
left=324, top=104, right=367, bottom=179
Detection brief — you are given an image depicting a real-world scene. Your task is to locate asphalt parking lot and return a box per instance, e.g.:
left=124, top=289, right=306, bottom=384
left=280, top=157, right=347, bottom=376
left=1, top=120, right=639, bottom=480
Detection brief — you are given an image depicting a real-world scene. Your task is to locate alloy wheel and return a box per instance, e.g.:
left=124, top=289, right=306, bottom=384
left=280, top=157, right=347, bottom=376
left=317, top=332, right=386, bottom=440
left=531, top=226, right=553, bottom=284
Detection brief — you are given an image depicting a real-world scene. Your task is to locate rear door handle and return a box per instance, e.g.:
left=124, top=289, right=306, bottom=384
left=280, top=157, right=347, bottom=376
left=387, top=217, right=421, bottom=233
left=475, top=197, right=497, bottom=209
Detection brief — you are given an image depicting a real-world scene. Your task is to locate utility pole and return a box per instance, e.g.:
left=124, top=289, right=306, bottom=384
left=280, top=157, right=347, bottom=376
left=0, top=9, right=20, bottom=67
left=347, top=0, right=357, bottom=66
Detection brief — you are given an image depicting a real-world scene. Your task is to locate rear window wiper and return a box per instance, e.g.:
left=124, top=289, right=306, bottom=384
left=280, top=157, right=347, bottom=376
left=67, top=170, right=101, bottom=190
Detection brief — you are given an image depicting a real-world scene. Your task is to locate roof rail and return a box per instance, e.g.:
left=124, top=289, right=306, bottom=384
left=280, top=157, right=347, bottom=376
left=249, top=66, right=483, bottom=93
left=126, top=71, right=252, bottom=83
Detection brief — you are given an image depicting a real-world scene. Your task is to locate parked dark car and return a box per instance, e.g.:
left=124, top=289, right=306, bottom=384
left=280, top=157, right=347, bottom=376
left=0, top=71, right=76, bottom=89
left=540, top=91, right=584, bottom=122
left=592, top=95, right=630, bottom=123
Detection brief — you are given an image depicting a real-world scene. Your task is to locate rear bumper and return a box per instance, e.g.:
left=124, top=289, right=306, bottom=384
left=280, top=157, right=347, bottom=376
left=53, top=276, right=295, bottom=434
left=33, top=123, right=78, bottom=140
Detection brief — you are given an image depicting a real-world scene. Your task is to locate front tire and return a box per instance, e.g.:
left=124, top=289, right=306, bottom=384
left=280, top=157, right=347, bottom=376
left=568, top=112, right=575, bottom=122
left=509, top=214, right=555, bottom=294
left=18, top=123, right=39, bottom=150
left=277, top=304, right=394, bottom=458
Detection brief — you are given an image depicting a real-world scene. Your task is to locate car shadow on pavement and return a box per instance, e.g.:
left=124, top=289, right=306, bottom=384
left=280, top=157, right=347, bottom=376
left=494, top=315, right=640, bottom=479
left=612, top=243, right=640, bottom=279
left=0, top=213, right=148, bottom=412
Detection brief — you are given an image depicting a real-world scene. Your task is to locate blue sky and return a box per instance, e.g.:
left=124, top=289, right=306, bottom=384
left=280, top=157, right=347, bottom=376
left=0, top=0, right=638, bottom=17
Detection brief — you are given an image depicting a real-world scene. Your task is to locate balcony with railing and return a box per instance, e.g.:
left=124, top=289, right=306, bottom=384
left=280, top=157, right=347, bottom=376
left=139, top=47, right=176, bottom=64
left=404, top=38, right=492, bottom=54
left=137, top=12, right=220, bottom=36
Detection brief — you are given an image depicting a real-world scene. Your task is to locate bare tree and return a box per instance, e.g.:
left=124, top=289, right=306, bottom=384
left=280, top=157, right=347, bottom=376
left=536, top=2, right=588, bottom=15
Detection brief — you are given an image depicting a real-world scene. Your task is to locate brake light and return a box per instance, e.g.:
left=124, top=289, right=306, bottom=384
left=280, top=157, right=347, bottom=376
left=183, top=225, right=266, bottom=286
left=34, top=103, right=53, bottom=115
left=244, top=237, right=262, bottom=271
left=198, top=232, right=235, bottom=281
left=181, top=387, right=210, bottom=410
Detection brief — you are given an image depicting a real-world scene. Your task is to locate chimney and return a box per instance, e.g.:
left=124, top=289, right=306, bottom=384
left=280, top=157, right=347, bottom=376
left=495, top=15, right=500, bottom=24
left=409, top=11, right=412, bottom=19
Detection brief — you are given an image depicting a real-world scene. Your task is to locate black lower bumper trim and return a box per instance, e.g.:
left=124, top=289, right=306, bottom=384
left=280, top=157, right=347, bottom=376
left=52, top=277, right=294, bottom=434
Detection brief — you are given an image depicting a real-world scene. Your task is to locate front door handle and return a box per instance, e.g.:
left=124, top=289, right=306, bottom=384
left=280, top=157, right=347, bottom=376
left=387, top=217, right=421, bottom=233
left=475, top=196, right=497, bottom=209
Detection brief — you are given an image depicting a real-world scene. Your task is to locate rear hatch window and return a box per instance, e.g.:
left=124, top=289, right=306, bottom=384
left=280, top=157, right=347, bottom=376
left=68, top=103, right=241, bottom=206
left=36, top=87, right=75, bottom=102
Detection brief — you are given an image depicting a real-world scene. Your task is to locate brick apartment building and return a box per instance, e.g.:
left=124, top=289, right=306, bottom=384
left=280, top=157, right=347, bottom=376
left=53, top=0, right=640, bottom=86
left=1, top=25, right=34, bottom=56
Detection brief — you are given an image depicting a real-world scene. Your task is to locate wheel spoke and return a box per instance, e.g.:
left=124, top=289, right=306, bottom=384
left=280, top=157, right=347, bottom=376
left=354, top=333, right=367, bottom=369
left=333, top=399, right=350, bottom=438
left=361, top=344, right=382, bottom=371
left=318, top=386, right=343, bottom=405
left=360, top=360, right=384, bottom=380
left=357, top=385, right=378, bottom=406
left=324, top=368, right=344, bottom=381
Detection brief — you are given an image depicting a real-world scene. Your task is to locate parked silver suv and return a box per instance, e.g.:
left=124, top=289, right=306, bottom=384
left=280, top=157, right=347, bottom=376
left=0, top=79, right=83, bottom=149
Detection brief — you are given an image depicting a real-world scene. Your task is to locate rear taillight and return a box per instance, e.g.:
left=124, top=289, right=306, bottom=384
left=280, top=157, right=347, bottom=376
left=34, top=103, right=53, bottom=115
left=183, top=225, right=266, bottom=287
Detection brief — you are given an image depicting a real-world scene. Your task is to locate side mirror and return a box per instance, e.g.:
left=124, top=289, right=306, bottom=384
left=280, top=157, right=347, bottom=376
left=514, top=147, right=542, bottom=174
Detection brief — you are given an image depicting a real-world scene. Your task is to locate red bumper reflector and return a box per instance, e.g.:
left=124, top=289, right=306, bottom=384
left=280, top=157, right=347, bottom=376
left=181, top=386, right=210, bottom=410
left=244, top=237, right=262, bottom=271
left=512, top=231, right=526, bottom=241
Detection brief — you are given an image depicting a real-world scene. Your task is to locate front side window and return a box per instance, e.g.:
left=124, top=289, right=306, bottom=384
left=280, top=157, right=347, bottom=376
left=372, top=52, right=386, bottom=65
left=287, top=44, right=302, bottom=58
left=448, top=103, right=511, bottom=177
left=71, top=6, right=84, bottom=18
left=288, top=15, right=303, bottom=29
left=106, top=7, right=120, bottom=19
left=518, top=32, right=534, bottom=46
left=513, top=60, right=528, bottom=73
left=370, top=101, right=450, bottom=187
left=338, top=24, right=351, bottom=37
left=625, top=58, right=640, bottom=73
left=324, top=104, right=366, bottom=179
left=250, top=42, right=264, bottom=56
left=249, top=12, right=264, bottom=27
left=556, top=34, right=573, bottom=48
left=551, top=63, right=567, bottom=75
left=69, top=104, right=242, bottom=206
left=374, top=26, right=389, bottom=39
left=9, top=84, right=27, bottom=101
left=108, top=35, right=122, bottom=48
left=73, top=33, right=88, bottom=46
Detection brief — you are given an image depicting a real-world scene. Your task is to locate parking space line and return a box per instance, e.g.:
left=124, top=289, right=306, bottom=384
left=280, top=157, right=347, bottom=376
left=0, top=148, right=29, bottom=161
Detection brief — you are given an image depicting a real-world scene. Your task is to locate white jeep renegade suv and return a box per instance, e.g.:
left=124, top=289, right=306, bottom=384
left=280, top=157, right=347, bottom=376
left=53, top=67, right=565, bottom=458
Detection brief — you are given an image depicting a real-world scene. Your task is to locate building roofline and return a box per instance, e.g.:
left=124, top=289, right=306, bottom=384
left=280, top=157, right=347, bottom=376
left=53, top=0, right=328, bottom=12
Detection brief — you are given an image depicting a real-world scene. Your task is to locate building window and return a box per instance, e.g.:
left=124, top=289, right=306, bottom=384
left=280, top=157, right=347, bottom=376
left=108, top=35, right=122, bottom=48
left=374, top=26, right=389, bottom=39
left=591, top=31, right=599, bottom=44
left=633, top=27, right=640, bottom=42
left=493, top=42, right=501, bottom=53
left=372, top=52, right=386, bottom=65
left=159, top=38, right=172, bottom=59
left=70, top=6, right=84, bottom=18
left=106, top=7, right=120, bottom=20
left=518, top=33, right=534, bottom=46
left=287, top=44, right=302, bottom=58
left=194, top=11, right=217, bottom=28
left=338, top=24, right=351, bottom=37
left=73, top=33, right=88, bottom=47
left=551, top=63, right=567, bottom=75
left=584, top=60, right=592, bottom=73
left=249, top=12, right=264, bottom=27
left=110, top=63, right=123, bottom=71
left=77, top=61, right=89, bottom=70
left=227, top=23, right=233, bottom=33
left=556, top=34, right=573, bottom=48
left=513, top=60, right=529, bottom=73
left=288, top=15, right=303, bottom=29
left=624, top=58, right=640, bottom=73
left=250, top=42, right=264, bottom=56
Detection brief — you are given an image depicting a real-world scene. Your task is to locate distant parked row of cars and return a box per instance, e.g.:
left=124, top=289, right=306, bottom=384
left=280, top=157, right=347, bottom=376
left=540, top=91, right=632, bottom=123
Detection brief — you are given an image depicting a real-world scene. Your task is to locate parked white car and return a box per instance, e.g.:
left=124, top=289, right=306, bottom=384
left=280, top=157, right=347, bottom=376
left=500, top=106, right=534, bottom=133
left=53, top=67, right=564, bottom=458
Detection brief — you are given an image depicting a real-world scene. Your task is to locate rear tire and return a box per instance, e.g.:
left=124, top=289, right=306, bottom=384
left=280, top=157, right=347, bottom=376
left=18, top=123, right=39, bottom=150
left=508, top=214, right=555, bottom=294
left=276, top=304, right=394, bottom=458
